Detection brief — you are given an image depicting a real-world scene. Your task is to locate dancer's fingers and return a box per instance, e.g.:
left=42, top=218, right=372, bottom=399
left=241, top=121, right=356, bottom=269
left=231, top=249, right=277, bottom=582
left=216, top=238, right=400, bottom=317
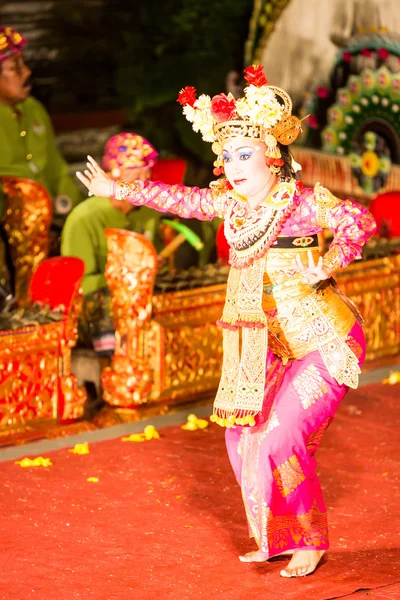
left=85, top=161, right=98, bottom=177
left=307, top=249, right=315, bottom=269
left=76, top=171, right=91, bottom=189
left=87, top=155, right=105, bottom=175
left=295, top=254, right=305, bottom=271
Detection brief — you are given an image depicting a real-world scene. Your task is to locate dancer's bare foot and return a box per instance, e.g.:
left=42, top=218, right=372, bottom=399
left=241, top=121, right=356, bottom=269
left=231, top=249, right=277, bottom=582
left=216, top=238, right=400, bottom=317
left=280, top=549, right=326, bottom=577
left=239, top=550, right=269, bottom=563
left=239, top=549, right=294, bottom=563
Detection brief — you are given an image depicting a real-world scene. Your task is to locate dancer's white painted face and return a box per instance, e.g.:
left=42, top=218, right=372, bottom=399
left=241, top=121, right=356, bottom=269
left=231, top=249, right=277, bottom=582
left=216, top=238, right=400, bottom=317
left=222, top=138, right=273, bottom=199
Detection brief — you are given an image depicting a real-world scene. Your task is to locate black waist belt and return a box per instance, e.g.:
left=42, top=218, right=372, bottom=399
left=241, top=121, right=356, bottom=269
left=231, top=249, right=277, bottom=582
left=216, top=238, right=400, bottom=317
left=272, top=234, right=319, bottom=249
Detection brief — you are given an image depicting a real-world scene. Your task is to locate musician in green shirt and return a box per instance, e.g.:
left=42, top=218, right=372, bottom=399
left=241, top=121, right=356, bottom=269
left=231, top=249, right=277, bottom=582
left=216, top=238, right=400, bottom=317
left=0, top=26, right=81, bottom=219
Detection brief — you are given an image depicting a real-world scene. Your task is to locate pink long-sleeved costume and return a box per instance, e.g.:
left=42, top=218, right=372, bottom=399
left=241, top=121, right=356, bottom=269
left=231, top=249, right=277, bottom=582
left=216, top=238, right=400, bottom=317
left=115, top=176, right=376, bottom=557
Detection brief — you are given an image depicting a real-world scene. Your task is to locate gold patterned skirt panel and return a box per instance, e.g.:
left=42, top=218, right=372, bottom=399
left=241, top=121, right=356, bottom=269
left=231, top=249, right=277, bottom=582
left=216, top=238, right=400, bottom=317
left=262, top=256, right=356, bottom=361
left=266, top=289, right=356, bottom=360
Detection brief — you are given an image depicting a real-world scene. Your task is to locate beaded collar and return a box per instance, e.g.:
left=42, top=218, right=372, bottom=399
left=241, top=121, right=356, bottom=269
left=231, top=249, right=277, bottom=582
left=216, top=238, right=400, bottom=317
left=224, top=180, right=300, bottom=268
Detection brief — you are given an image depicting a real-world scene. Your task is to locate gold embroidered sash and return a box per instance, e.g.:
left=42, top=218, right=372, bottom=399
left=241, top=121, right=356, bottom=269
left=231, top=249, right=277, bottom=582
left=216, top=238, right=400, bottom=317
left=212, top=257, right=269, bottom=427
left=211, top=181, right=301, bottom=428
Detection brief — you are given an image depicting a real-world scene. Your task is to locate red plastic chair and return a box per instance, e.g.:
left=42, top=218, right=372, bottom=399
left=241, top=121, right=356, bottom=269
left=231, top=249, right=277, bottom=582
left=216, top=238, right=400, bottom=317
left=150, top=158, right=187, bottom=184
left=30, top=256, right=85, bottom=313
left=369, top=191, right=400, bottom=238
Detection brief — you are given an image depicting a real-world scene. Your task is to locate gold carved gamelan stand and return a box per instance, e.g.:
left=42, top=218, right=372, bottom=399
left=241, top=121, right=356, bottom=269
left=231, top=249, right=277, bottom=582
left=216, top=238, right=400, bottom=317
left=102, top=229, right=400, bottom=415
left=0, top=257, right=87, bottom=441
left=102, top=229, right=225, bottom=411
left=336, top=254, right=400, bottom=363
left=0, top=177, right=52, bottom=306
left=101, top=230, right=157, bottom=407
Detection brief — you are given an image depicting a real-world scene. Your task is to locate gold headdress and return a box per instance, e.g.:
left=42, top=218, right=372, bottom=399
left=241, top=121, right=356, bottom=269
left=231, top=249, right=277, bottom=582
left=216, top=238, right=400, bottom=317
left=177, top=65, right=302, bottom=173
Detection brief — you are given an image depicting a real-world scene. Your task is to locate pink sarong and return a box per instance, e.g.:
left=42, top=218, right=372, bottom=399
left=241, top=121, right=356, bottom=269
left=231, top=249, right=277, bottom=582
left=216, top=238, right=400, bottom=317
left=225, top=321, right=366, bottom=558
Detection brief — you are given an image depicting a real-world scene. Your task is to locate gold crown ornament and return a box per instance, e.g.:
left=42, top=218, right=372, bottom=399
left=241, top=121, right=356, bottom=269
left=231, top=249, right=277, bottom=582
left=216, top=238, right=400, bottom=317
left=177, top=65, right=303, bottom=174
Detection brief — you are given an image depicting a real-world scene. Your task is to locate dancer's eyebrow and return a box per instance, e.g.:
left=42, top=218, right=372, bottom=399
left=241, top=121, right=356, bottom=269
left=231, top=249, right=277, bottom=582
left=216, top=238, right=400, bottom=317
left=224, top=145, right=254, bottom=154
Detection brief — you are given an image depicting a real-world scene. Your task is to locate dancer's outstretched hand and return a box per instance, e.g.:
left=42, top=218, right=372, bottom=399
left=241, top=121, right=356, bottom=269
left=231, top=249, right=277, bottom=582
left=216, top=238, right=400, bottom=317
left=292, top=250, right=331, bottom=285
left=76, top=156, right=112, bottom=197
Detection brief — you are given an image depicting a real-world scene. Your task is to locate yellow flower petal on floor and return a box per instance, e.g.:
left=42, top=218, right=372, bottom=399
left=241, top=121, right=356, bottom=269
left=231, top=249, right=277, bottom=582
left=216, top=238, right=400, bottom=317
left=382, top=371, right=400, bottom=384
left=121, top=425, right=160, bottom=442
left=144, top=425, right=160, bottom=440
left=69, top=442, right=90, bottom=455
left=181, top=414, right=209, bottom=431
left=87, top=477, right=99, bottom=482
left=121, top=433, right=146, bottom=442
left=15, top=457, right=53, bottom=467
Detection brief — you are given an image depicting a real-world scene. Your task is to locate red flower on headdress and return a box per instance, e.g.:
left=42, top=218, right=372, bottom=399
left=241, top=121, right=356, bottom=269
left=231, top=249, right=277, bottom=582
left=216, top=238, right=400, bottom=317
left=210, top=93, right=236, bottom=123
left=243, top=65, right=268, bottom=87
left=177, top=86, right=197, bottom=107
left=361, top=48, right=372, bottom=57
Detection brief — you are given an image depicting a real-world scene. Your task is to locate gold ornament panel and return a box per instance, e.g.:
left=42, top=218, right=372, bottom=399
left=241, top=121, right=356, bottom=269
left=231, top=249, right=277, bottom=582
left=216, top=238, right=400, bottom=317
left=0, top=282, right=86, bottom=435
left=337, top=255, right=400, bottom=360
left=0, top=323, right=61, bottom=429
left=102, top=229, right=158, bottom=406
left=152, top=322, right=223, bottom=402
left=1, top=177, right=52, bottom=306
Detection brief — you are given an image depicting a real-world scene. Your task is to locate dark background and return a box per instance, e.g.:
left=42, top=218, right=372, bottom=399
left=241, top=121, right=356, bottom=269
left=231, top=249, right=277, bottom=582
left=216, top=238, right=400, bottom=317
left=0, top=0, right=253, bottom=177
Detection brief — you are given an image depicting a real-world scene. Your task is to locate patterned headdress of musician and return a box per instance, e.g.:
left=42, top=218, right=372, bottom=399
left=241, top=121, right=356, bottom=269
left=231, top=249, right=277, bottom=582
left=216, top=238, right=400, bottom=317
left=177, top=65, right=302, bottom=176
left=0, top=26, right=26, bottom=63
left=102, top=133, right=158, bottom=179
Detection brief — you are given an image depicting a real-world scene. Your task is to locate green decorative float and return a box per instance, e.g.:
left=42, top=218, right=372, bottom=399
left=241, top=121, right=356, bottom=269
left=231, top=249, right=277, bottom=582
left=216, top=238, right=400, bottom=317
left=348, top=131, right=392, bottom=194
left=321, top=66, right=400, bottom=157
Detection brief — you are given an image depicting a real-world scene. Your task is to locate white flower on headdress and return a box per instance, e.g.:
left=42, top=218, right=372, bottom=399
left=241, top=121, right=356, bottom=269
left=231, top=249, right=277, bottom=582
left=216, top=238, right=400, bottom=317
left=200, top=120, right=215, bottom=141
left=194, top=94, right=212, bottom=110
left=245, top=84, right=276, bottom=105
left=200, top=114, right=216, bottom=140
left=183, top=105, right=196, bottom=122
left=202, top=130, right=216, bottom=142
left=191, top=95, right=214, bottom=140
left=260, top=105, right=282, bottom=128
left=193, top=110, right=207, bottom=132
left=235, top=98, right=250, bottom=119
left=246, top=105, right=265, bottom=125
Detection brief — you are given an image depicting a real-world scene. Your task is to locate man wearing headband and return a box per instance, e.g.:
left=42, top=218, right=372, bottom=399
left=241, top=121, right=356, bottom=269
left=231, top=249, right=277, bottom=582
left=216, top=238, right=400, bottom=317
left=0, top=26, right=81, bottom=220
left=61, top=132, right=161, bottom=357
left=77, top=66, right=376, bottom=579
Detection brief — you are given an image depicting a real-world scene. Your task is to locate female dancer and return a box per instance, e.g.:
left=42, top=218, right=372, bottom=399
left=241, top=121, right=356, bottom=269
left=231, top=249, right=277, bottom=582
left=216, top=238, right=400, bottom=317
left=77, top=66, right=376, bottom=577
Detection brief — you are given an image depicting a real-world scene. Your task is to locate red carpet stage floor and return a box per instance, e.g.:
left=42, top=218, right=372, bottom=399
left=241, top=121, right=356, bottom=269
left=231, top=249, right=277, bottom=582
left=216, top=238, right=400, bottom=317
left=0, top=382, right=399, bottom=600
